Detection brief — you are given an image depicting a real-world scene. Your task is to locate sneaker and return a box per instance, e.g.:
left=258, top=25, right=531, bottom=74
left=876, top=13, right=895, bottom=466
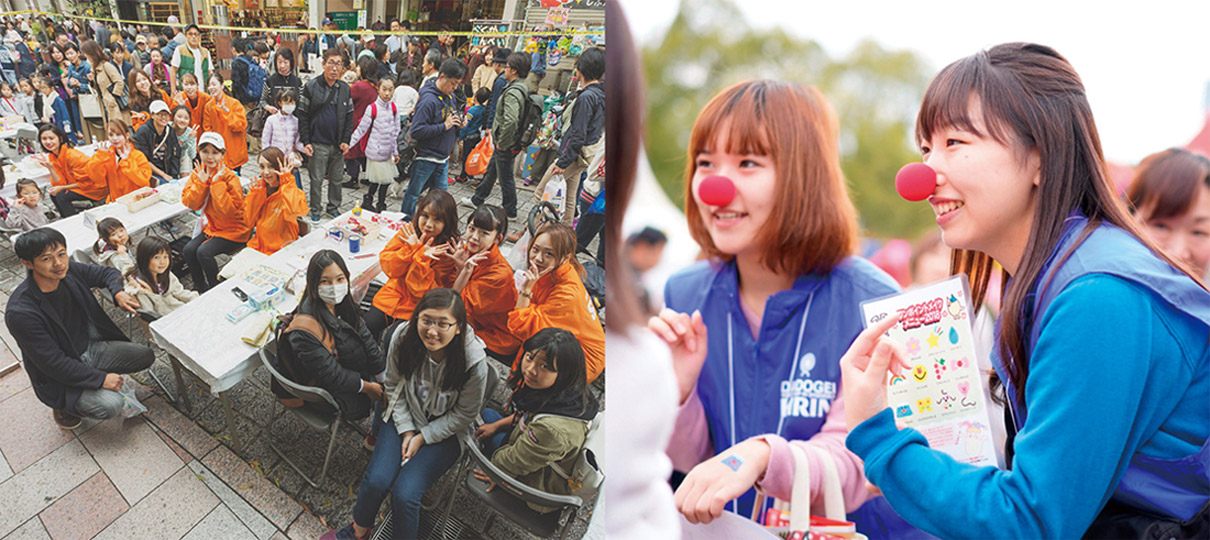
left=320, top=523, right=365, bottom=540
left=327, top=211, right=342, bottom=220
left=53, top=409, right=81, bottom=430
left=459, top=196, right=477, bottom=209
left=363, top=433, right=376, bottom=451
left=447, top=176, right=457, bottom=185
left=308, top=213, right=321, bottom=224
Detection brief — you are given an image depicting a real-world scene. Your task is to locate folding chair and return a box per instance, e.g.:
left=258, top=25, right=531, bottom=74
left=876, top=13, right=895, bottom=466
left=257, top=346, right=345, bottom=488
left=438, top=430, right=587, bottom=539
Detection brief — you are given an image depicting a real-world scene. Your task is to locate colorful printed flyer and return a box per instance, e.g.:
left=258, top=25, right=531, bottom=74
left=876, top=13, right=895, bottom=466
left=860, top=275, right=1005, bottom=468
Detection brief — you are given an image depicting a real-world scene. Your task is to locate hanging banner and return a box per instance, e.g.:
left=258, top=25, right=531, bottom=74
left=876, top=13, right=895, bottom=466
left=529, top=0, right=605, bottom=10
left=545, top=7, right=570, bottom=26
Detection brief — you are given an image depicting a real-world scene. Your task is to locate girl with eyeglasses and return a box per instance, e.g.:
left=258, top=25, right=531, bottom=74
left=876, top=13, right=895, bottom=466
left=322, top=288, right=489, bottom=540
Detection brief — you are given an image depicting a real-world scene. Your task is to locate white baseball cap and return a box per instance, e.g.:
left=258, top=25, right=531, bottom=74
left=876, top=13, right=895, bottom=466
left=198, top=132, right=225, bottom=151
left=149, top=100, right=169, bottom=114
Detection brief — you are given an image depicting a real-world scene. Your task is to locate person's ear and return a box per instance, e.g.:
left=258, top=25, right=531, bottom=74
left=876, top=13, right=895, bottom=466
left=19, top=259, right=33, bottom=271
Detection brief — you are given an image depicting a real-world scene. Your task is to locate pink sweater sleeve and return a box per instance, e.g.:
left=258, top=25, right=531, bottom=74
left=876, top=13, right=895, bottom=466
left=754, top=386, right=875, bottom=513
left=665, top=387, right=714, bottom=472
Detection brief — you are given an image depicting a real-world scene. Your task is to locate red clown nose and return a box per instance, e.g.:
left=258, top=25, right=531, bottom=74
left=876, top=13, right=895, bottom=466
left=698, top=175, right=736, bottom=207
left=895, top=163, right=937, bottom=202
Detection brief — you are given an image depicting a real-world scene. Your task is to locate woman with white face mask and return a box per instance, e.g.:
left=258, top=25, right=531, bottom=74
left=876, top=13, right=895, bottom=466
left=273, top=250, right=386, bottom=422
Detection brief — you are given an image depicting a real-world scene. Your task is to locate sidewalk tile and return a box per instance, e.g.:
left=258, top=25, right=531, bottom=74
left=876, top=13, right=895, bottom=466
left=187, top=461, right=278, bottom=540
left=0, top=447, right=10, bottom=484
left=285, top=510, right=328, bottom=540
left=93, top=466, right=218, bottom=540
left=78, top=417, right=184, bottom=505
left=37, top=472, right=128, bottom=540
left=154, top=428, right=194, bottom=465
left=201, top=445, right=303, bottom=531
left=142, top=395, right=220, bottom=460
left=0, top=388, right=74, bottom=473
left=0, top=360, right=28, bottom=403
left=269, top=533, right=289, bottom=540
left=3, top=518, right=51, bottom=540
left=182, top=505, right=257, bottom=540
left=0, top=440, right=98, bottom=537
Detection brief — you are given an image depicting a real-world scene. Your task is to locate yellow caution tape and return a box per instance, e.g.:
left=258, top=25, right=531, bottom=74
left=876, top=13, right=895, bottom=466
left=0, top=10, right=603, bottom=36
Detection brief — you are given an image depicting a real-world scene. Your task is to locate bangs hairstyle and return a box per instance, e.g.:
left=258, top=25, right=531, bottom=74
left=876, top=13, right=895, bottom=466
left=259, top=146, right=286, bottom=170
left=684, top=80, right=858, bottom=276
left=415, top=189, right=461, bottom=246
left=467, top=204, right=508, bottom=242
left=1127, top=148, right=1210, bottom=222
left=127, top=236, right=171, bottom=294
left=916, top=43, right=1205, bottom=407
left=301, top=249, right=362, bottom=328
left=393, top=288, right=470, bottom=391
left=93, top=217, right=125, bottom=254
left=506, top=328, right=594, bottom=415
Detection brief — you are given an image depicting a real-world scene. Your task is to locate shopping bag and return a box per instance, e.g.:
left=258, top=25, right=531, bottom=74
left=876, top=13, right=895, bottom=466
left=117, top=376, right=147, bottom=418
left=753, top=443, right=868, bottom=539
left=465, top=131, right=493, bottom=176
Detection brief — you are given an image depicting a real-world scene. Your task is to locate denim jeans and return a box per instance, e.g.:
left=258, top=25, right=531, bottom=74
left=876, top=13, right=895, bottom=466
left=471, top=148, right=518, bottom=217
left=73, top=340, right=156, bottom=419
left=479, top=408, right=510, bottom=455
left=351, top=418, right=461, bottom=537
left=399, top=158, right=448, bottom=217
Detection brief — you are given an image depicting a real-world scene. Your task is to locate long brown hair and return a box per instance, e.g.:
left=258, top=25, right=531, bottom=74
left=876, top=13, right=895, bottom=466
left=684, top=80, right=858, bottom=277
left=603, top=0, right=645, bottom=329
left=916, top=43, right=1205, bottom=406
left=127, top=69, right=154, bottom=110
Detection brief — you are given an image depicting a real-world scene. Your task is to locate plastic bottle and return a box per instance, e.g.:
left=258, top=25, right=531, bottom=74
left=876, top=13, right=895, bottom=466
left=352, top=200, right=362, bottom=217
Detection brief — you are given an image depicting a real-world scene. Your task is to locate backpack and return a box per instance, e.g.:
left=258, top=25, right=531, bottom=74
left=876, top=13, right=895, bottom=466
left=356, top=101, right=397, bottom=153
left=237, top=55, right=267, bottom=100
left=269, top=311, right=335, bottom=406
left=508, top=83, right=544, bottom=151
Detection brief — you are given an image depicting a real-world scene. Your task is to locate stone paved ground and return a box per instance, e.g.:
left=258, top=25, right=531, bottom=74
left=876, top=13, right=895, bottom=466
left=0, top=152, right=604, bottom=539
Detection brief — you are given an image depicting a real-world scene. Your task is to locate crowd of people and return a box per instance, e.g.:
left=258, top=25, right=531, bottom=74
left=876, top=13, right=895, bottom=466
left=0, top=12, right=607, bottom=540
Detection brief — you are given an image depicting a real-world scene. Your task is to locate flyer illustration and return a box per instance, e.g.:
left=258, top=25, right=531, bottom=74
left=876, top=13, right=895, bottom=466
left=860, top=275, right=1004, bottom=468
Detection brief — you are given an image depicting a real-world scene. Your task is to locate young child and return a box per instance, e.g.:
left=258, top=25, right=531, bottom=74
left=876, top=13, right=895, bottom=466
left=0, top=82, right=21, bottom=117
left=348, top=76, right=400, bottom=213
left=172, top=105, right=197, bottom=176
left=92, top=217, right=134, bottom=272
left=454, top=87, right=490, bottom=183
left=473, top=328, right=599, bottom=510
left=2, top=178, right=49, bottom=231
left=447, top=205, right=519, bottom=361
left=123, top=236, right=197, bottom=316
left=259, top=88, right=305, bottom=188
left=172, top=73, right=210, bottom=133
left=16, top=78, right=37, bottom=124
left=365, top=190, right=459, bottom=340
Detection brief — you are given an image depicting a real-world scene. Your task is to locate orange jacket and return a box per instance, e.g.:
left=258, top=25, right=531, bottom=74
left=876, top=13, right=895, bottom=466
left=507, top=261, right=605, bottom=382
left=179, top=92, right=210, bottom=134
left=244, top=173, right=308, bottom=254
left=201, top=93, right=248, bottom=169
left=131, top=89, right=175, bottom=133
left=461, top=245, right=520, bottom=356
left=182, top=166, right=251, bottom=243
left=50, top=146, right=107, bottom=201
left=86, top=147, right=152, bottom=203
left=371, top=232, right=457, bottom=320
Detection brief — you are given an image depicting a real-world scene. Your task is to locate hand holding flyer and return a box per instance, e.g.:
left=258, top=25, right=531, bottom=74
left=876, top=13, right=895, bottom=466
left=860, top=275, right=1004, bottom=468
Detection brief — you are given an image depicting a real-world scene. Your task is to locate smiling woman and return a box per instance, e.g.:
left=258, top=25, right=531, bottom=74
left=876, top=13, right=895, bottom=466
left=649, top=79, right=923, bottom=535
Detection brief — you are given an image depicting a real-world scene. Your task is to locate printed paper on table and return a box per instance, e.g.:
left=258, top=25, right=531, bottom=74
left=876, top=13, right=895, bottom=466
left=860, top=275, right=1005, bottom=468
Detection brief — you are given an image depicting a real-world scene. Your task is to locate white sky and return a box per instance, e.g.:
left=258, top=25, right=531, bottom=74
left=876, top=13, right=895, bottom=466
left=616, top=0, right=1210, bottom=165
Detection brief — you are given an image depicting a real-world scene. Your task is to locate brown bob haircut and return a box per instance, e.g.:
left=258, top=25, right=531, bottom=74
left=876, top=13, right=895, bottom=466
left=1126, top=148, right=1210, bottom=221
left=683, top=80, right=858, bottom=276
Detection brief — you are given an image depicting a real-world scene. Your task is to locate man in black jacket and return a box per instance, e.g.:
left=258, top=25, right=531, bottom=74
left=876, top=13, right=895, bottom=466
left=297, top=47, right=355, bottom=222
left=132, top=100, right=180, bottom=185
left=5, top=229, right=153, bottom=430
left=533, top=47, right=606, bottom=226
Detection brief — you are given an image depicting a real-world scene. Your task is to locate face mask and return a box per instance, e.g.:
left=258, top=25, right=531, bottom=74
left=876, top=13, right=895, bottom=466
left=281, top=104, right=295, bottom=114
left=318, top=282, right=348, bottom=305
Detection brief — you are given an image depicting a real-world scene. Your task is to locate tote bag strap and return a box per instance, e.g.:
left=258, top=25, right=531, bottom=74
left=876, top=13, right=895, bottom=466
left=749, top=442, right=846, bottom=530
